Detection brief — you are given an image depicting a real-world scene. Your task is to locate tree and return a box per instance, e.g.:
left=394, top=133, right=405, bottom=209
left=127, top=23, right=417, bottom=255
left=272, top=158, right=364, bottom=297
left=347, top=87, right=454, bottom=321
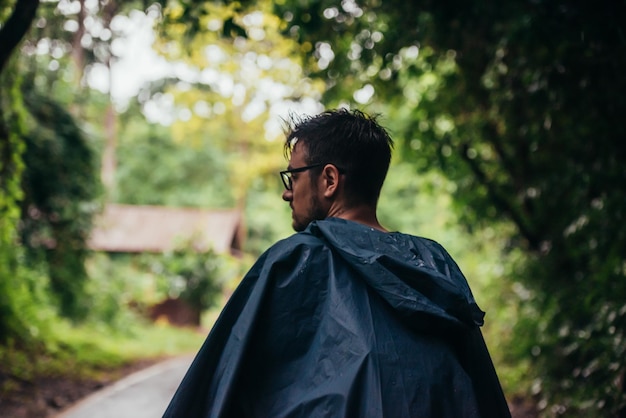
left=1, top=0, right=124, bottom=333
left=114, top=116, right=235, bottom=208
left=19, top=90, right=101, bottom=319
left=0, top=0, right=41, bottom=341
left=0, top=0, right=39, bottom=73
left=141, top=0, right=326, bottom=253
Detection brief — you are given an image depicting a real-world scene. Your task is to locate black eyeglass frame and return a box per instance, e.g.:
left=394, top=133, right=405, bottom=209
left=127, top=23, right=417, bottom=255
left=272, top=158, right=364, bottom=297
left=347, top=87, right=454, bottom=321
left=280, top=163, right=344, bottom=191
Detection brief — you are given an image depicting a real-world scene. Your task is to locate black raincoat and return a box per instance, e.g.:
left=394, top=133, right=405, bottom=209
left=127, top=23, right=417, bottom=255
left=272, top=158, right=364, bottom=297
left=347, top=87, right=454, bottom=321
left=164, top=218, right=511, bottom=417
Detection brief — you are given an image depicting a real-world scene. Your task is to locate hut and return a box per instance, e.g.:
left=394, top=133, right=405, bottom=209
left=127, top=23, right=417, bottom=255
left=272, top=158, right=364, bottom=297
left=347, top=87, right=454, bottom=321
left=88, top=203, right=244, bottom=256
left=88, top=204, right=245, bottom=326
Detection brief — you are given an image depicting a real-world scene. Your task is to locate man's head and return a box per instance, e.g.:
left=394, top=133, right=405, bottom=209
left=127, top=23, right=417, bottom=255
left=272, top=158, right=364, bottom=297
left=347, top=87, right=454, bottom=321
left=281, top=108, right=394, bottom=231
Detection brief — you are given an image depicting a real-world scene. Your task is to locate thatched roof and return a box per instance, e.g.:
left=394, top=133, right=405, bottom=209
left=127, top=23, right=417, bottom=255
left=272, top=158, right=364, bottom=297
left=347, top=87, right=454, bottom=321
left=87, top=204, right=244, bottom=255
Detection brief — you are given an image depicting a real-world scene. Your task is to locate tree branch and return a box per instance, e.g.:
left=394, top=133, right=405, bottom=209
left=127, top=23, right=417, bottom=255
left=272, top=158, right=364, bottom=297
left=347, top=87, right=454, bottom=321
left=0, top=0, right=41, bottom=74
left=460, top=142, right=541, bottom=251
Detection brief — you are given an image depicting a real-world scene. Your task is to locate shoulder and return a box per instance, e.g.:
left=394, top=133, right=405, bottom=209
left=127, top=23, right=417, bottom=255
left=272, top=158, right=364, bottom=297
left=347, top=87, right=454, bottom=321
left=240, top=229, right=334, bottom=293
left=270, top=229, right=327, bottom=252
left=391, top=232, right=465, bottom=276
left=409, top=234, right=453, bottom=259
left=257, top=229, right=330, bottom=267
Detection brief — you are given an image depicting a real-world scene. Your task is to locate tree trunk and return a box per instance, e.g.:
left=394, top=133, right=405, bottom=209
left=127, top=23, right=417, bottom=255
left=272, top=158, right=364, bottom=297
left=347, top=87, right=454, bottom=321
left=70, top=0, right=87, bottom=79
left=100, top=0, right=119, bottom=193
left=0, top=0, right=40, bottom=74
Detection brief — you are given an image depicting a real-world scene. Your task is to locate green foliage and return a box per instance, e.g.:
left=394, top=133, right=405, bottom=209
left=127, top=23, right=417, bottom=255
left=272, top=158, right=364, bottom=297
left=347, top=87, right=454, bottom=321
left=86, top=249, right=246, bottom=328
left=0, top=254, right=59, bottom=342
left=145, top=247, right=226, bottom=312
left=115, top=119, right=235, bottom=208
left=19, top=89, right=102, bottom=319
left=82, top=253, right=153, bottom=330
left=0, top=320, right=205, bottom=397
left=243, top=175, right=293, bottom=255
left=0, top=58, right=56, bottom=344
left=0, top=67, right=25, bottom=232
left=0, top=1, right=218, bottom=398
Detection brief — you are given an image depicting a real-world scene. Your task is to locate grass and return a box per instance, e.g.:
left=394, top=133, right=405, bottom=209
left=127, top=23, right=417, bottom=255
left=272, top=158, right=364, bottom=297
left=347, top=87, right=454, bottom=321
left=0, top=319, right=206, bottom=395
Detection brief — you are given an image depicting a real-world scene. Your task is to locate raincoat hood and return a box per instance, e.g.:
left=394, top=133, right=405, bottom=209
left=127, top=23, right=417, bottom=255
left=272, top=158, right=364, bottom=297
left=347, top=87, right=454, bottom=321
left=308, top=218, right=485, bottom=331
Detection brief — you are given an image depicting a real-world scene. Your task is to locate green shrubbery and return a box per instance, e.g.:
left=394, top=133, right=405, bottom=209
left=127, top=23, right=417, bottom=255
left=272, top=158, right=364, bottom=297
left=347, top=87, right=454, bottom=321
left=148, top=247, right=226, bottom=312
left=0, top=74, right=229, bottom=399
left=0, top=246, right=230, bottom=400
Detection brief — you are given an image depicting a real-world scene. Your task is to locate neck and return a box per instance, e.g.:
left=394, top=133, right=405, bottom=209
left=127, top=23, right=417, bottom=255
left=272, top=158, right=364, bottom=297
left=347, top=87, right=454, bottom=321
left=326, top=203, right=387, bottom=232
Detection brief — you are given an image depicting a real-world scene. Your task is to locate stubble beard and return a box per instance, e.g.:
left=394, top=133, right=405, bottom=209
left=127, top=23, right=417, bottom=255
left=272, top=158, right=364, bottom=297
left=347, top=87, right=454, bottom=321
left=292, top=193, right=327, bottom=232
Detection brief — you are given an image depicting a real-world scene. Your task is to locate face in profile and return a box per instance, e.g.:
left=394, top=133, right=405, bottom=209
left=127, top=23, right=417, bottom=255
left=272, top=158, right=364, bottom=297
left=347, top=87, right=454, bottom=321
left=282, top=142, right=328, bottom=232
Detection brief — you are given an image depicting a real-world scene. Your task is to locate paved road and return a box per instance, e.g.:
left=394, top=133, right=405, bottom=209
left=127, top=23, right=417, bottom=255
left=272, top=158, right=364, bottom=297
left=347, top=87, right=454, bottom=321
left=56, top=355, right=194, bottom=418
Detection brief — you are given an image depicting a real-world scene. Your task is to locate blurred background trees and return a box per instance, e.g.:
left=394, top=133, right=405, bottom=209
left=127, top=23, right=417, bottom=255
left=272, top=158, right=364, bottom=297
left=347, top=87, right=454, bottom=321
left=19, top=90, right=101, bottom=318
left=1, top=0, right=625, bottom=416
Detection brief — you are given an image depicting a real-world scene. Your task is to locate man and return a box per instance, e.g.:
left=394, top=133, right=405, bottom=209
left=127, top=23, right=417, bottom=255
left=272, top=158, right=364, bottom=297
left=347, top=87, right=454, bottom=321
left=164, top=109, right=511, bottom=417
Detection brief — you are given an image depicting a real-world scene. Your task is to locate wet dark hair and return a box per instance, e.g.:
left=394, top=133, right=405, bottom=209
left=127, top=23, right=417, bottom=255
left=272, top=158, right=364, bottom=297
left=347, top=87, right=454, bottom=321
left=284, top=108, right=394, bottom=206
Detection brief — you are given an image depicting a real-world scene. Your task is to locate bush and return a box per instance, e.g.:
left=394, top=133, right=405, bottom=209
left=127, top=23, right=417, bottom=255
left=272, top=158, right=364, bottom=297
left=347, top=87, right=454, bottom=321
left=147, top=246, right=227, bottom=313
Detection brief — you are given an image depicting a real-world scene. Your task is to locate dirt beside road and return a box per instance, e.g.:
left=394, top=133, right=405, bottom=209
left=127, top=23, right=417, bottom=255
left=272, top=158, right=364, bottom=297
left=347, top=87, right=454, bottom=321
left=0, top=358, right=163, bottom=418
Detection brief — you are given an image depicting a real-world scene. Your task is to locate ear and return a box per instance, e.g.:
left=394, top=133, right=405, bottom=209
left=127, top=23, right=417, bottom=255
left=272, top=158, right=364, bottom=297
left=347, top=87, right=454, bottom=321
left=321, top=164, right=341, bottom=198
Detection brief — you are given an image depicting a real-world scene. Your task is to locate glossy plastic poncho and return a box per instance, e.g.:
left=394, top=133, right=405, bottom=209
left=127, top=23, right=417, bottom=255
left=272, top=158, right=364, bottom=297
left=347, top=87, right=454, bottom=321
left=163, top=218, right=511, bottom=418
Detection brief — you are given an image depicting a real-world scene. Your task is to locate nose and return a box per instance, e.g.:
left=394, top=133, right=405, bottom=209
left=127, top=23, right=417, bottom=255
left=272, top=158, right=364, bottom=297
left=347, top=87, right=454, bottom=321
left=282, top=189, right=292, bottom=202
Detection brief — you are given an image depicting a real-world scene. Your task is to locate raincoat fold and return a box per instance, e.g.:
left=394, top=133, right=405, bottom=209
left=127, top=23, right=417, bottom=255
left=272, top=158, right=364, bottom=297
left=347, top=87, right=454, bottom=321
left=164, top=218, right=510, bottom=418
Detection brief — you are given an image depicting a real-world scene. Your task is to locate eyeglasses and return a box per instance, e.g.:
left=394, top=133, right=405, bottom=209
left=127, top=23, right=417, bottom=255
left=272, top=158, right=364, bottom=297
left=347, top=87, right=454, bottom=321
left=280, top=163, right=325, bottom=191
left=280, top=163, right=346, bottom=191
